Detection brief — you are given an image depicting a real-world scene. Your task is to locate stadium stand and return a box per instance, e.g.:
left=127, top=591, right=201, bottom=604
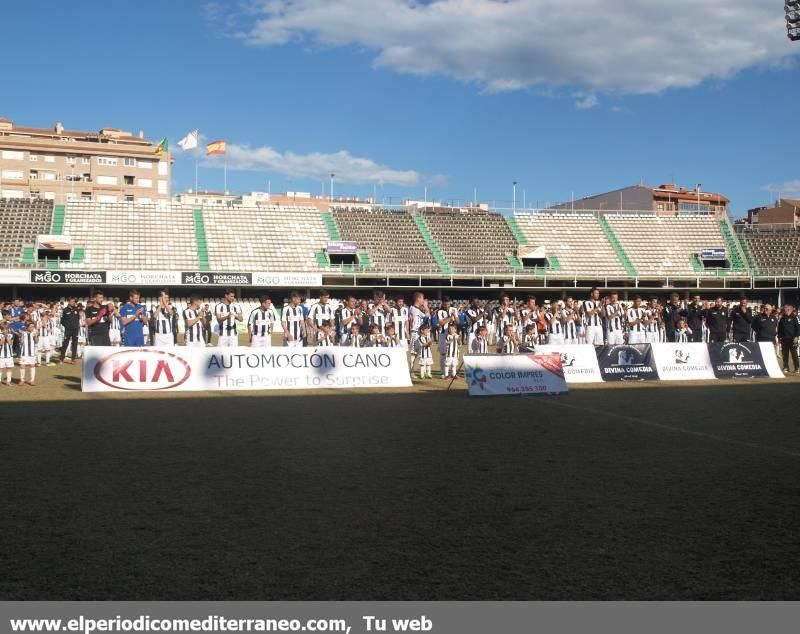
left=740, top=228, right=800, bottom=275
left=331, top=209, right=441, bottom=272
left=0, top=198, right=54, bottom=265
left=420, top=210, right=518, bottom=273
left=512, top=212, right=629, bottom=277
left=604, top=214, right=738, bottom=277
left=202, top=205, right=328, bottom=271
left=61, top=202, right=199, bottom=269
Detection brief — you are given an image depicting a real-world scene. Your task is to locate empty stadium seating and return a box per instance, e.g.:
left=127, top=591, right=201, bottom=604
left=604, top=215, right=734, bottom=277
left=0, top=198, right=54, bottom=265
left=202, top=205, right=328, bottom=271
left=740, top=228, right=800, bottom=275
left=331, top=209, right=439, bottom=272
left=61, top=202, right=199, bottom=269
left=513, top=212, right=628, bottom=276
left=421, top=210, right=518, bottom=273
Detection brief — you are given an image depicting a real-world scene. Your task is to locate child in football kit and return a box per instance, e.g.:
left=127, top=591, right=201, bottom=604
left=522, top=324, right=538, bottom=351
left=416, top=324, right=433, bottom=379
left=443, top=323, right=460, bottom=378
left=384, top=324, right=400, bottom=348
left=316, top=323, right=334, bottom=347
left=0, top=322, right=14, bottom=385
left=497, top=324, right=519, bottom=355
left=19, top=321, right=38, bottom=386
left=675, top=319, right=693, bottom=344
left=470, top=325, right=490, bottom=354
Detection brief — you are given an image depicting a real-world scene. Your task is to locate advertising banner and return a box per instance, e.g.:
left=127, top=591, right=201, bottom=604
left=651, top=343, right=717, bottom=381
left=107, top=271, right=183, bottom=286
left=325, top=241, right=358, bottom=255
left=464, top=353, right=568, bottom=396
left=596, top=344, right=658, bottom=381
left=535, top=344, right=604, bottom=383
left=708, top=342, right=769, bottom=378
left=30, top=270, right=106, bottom=285
left=0, top=268, right=31, bottom=284
left=252, top=272, right=323, bottom=287
left=81, top=346, right=412, bottom=393
left=759, top=342, right=785, bottom=378
left=181, top=271, right=252, bottom=286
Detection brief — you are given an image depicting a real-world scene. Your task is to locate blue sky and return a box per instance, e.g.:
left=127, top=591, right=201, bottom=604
left=1, top=0, right=798, bottom=216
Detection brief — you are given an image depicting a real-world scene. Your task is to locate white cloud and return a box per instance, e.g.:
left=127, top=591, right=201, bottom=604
left=217, top=0, right=798, bottom=95
left=763, top=180, right=800, bottom=196
left=574, top=93, right=598, bottom=110
left=217, top=143, right=421, bottom=186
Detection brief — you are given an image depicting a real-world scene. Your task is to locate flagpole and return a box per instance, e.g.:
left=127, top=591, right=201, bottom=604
left=194, top=158, right=198, bottom=195
left=224, top=138, right=228, bottom=194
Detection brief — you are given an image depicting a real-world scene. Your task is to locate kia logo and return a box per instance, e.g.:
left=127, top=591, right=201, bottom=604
left=93, top=349, right=191, bottom=391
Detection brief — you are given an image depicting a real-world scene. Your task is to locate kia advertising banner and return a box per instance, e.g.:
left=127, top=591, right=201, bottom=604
left=651, top=343, right=717, bottom=381
left=596, top=344, right=658, bottom=381
left=535, top=344, right=604, bottom=383
left=464, top=353, right=568, bottom=397
left=81, top=346, right=412, bottom=393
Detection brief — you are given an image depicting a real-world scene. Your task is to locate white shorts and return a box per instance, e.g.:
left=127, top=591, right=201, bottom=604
left=445, top=356, right=458, bottom=365
left=606, top=330, right=624, bottom=346
left=397, top=338, right=409, bottom=350
left=184, top=340, right=207, bottom=348
left=285, top=339, right=303, bottom=347
left=20, top=356, right=35, bottom=366
left=419, top=358, right=433, bottom=367
left=564, top=337, right=578, bottom=346
left=0, top=358, right=13, bottom=369
left=217, top=334, right=239, bottom=348
left=585, top=326, right=604, bottom=346
left=547, top=334, right=565, bottom=345
left=250, top=335, right=272, bottom=347
left=154, top=333, right=174, bottom=347
left=628, top=332, right=646, bottom=345
left=39, top=335, right=52, bottom=351
left=109, top=330, right=121, bottom=344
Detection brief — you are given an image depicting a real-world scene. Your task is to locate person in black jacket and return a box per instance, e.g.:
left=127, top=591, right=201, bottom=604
left=58, top=297, right=81, bottom=363
left=729, top=297, right=753, bottom=342
left=685, top=294, right=705, bottom=342
left=663, top=293, right=685, bottom=342
left=704, top=297, right=729, bottom=343
left=778, top=304, right=800, bottom=373
left=752, top=303, right=778, bottom=344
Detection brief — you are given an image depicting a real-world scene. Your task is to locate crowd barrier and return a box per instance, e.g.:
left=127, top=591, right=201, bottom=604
left=81, top=346, right=412, bottom=393
left=535, top=342, right=783, bottom=383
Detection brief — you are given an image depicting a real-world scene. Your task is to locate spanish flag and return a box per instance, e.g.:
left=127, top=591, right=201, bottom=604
left=154, top=137, right=168, bottom=156
left=207, top=140, right=227, bottom=156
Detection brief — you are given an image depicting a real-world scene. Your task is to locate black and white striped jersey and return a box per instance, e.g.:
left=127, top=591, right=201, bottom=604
left=249, top=307, right=278, bottom=337
left=523, top=333, right=538, bottom=349
left=445, top=333, right=459, bottom=358
left=215, top=302, right=240, bottom=336
left=499, top=335, right=517, bottom=354
left=545, top=311, right=563, bottom=335
left=370, top=305, right=390, bottom=335
left=20, top=331, right=37, bottom=357
left=183, top=308, right=204, bottom=343
left=471, top=336, right=489, bottom=354
left=152, top=307, right=173, bottom=334
left=582, top=300, right=603, bottom=327
left=436, top=308, right=457, bottom=333
left=282, top=305, right=305, bottom=340
left=645, top=309, right=660, bottom=333
left=605, top=303, right=624, bottom=331
left=316, top=331, right=334, bottom=347
left=563, top=309, right=577, bottom=339
left=391, top=306, right=409, bottom=340
left=494, top=306, right=515, bottom=336
left=0, top=333, right=14, bottom=358
left=417, top=335, right=433, bottom=359
left=627, top=307, right=646, bottom=332
left=345, top=333, right=363, bottom=348
left=675, top=328, right=692, bottom=343
left=308, top=302, right=335, bottom=328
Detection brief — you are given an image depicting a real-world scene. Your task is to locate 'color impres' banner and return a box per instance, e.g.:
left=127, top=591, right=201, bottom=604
left=464, top=354, right=568, bottom=397
left=596, top=344, right=658, bottom=381
left=82, top=347, right=412, bottom=393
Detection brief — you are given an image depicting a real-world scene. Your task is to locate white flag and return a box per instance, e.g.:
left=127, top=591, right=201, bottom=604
left=177, top=129, right=198, bottom=151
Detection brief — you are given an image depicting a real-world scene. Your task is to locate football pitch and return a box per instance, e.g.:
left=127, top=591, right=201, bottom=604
left=1, top=359, right=799, bottom=600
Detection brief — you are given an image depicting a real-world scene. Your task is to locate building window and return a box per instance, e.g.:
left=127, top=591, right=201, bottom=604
left=158, top=180, right=168, bottom=194
left=29, top=170, right=38, bottom=180
left=29, top=153, right=38, bottom=162
left=158, top=161, right=168, bottom=176
left=66, top=155, right=77, bottom=165
left=124, top=175, right=134, bottom=185
left=65, top=175, right=81, bottom=182
left=29, top=190, right=40, bottom=199
left=0, top=189, right=24, bottom=198
left=123, top=157, right=136, bottom=167
left=138, top=178, right=152, bottom=188
left=44, top=155, right=55, bottom=163
left=66, top=193, right=78, bottom=202
left=81, top=156, right=90, bottom=165
left=96, top=175, right=118, bottom=186
left=43, top=191, right=55, bottom=200
left=81, top=192, right=92, bottom=201
left=1, top=150, right=23, bottom=160
left=97, top=156, right=118, bottom=166
left=124, top=194, right=135, bottom=202
left=42, top=171, right=57, bottom=181
left=1, top=169, right=24, bottom=180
